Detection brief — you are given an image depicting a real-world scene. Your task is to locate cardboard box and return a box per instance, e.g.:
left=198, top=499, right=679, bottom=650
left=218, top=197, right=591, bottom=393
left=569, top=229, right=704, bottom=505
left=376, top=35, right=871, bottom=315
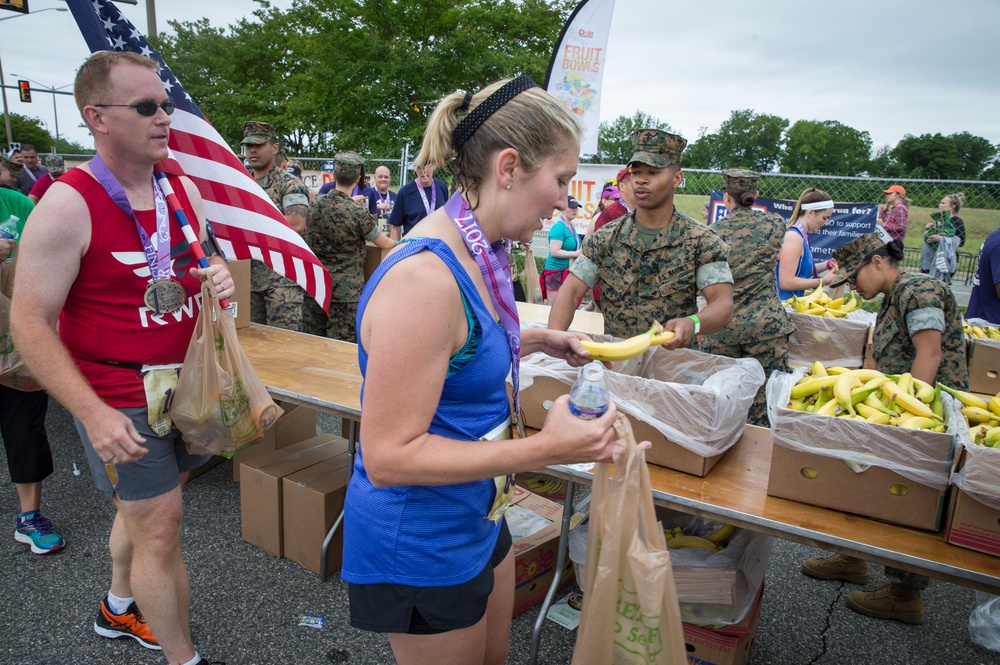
left=682, top=583, right=764, bottom=665
left=281, top=454, right=351, bottom=574
left=787, top=311, right=871, bottom=369
left=240, top=435, right=349, bottom=557
left=966, top=337, right=1000, bottom=394
left=946, top=445, right=1000, bottom=557
left=508, top=485, right=584, bottom=616
left=232, top=401, right=317, bottom=482
left=363, top=243, right=391, bottom=284
left=767, top=438, right=950, bottom=531
left=517, top=348, right=762, bottom=477
left=228, top=259, right=251, bottom=329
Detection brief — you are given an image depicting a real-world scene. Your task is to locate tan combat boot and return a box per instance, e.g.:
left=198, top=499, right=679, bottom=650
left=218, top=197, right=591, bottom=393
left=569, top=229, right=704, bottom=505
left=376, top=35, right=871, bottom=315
left=846, top=583, right=925, bottom=625
left=800, top=553, right=869, bottom=584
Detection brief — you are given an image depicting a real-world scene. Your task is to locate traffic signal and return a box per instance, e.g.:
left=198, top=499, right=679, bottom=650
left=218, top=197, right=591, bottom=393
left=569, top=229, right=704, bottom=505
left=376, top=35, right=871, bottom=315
left=17, top=80, right=31, bottom=103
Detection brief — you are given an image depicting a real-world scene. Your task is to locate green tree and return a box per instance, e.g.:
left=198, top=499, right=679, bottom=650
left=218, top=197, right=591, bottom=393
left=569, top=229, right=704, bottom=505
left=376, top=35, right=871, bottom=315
left=6, top=113, right=91, bottom=155
left=687, top=110, right=788, bottom=172
left=682, top=128, right=714, bottom=169
left=781, top=120, right=872, bottom=176
left=156, top=0, right=575, bottom=158
left=891, top=132, right=995, bottom=180
left=596, top=111, right=672, bottom=164
left=867, top=145, right=902, bottom=178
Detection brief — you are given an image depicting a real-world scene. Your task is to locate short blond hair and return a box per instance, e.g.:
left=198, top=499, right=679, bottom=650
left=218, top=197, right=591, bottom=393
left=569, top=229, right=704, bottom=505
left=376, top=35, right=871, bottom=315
left=74, top=51, right=160, bottom=117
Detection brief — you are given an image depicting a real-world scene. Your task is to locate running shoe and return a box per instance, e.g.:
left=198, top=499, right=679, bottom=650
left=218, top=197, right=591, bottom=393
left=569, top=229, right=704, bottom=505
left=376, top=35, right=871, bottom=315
left=14, top=510, right=65, bottom=554
left=94, top=596, right=161, bottom=650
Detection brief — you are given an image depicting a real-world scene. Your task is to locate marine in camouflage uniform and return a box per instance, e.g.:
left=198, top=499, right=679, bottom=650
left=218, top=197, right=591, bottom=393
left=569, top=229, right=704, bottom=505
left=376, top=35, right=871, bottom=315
left=242, top=121, right=311, bottom=331
left=701, top=168, right=795, bottom=426
left=566, top=130, right=732, bottom=339
left=302, top=153, right=394, bottom=342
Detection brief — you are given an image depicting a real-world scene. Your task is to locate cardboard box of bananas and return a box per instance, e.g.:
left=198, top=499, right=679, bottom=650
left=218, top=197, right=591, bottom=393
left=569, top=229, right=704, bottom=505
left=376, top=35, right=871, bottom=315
left=766, top=365, right=959, bottom=493
left=655, top=508, right=771, bottom=625
left=962, top=320, right=1000, bottom=340
left=946, top=386, right=1000, bottom=448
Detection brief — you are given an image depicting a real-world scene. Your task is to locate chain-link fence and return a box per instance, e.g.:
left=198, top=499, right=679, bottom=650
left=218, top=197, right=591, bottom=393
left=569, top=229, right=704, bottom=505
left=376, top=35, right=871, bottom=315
left=296, top=154, right=410, bottom=191
left=681, top=169, right=1000, bottom=211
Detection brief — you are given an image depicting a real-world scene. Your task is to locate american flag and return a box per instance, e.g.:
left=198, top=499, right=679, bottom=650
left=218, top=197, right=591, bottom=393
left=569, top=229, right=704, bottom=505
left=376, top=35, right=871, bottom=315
left=66, top=0, right=331, bottom=309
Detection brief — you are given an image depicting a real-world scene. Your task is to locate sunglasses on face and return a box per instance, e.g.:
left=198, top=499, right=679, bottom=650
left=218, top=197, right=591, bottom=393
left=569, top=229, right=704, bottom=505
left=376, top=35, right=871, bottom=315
left=846, top=258, right=872, bottom=285
left=94, top=101, right=175, bottom=116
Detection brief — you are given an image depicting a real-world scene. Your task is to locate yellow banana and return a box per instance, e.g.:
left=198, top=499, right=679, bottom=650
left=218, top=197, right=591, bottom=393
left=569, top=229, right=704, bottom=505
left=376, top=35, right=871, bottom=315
left=804, top=305, right=827, bottom=316
left=580, top=322, right=666, bottom=362
left=863, top=393, right=897, bottom=416
left=897, top=372, right=913, bottom=396
left=911, top=378, right=935, bottom=404
left=864, top=411, right=892, bottom=425
left=989, top=395, right=1000, bottom=418
left=814, top=398, right=842, bottom=417
left=851, top=369, right=886, bottom=382
left=930, top=384, right=944, bottom=419
left=705, top=523, right=736, bottom=546
left=825, top=308, right=848, bottom=318
left=834, top=372, right=862, bottom=415
left=900, top=416, right=943, bottom=430
left=840, top=292, right=859, bottom=313
left=649, top=331, right=676, bottom=346
left=973, top=326, right=986, bottom=339
left=667, top=535, right=721, bottom=553
left=962, top=406, right=996, bottom=423
left=786, top=398, right=808, bottom=411
left=790, top=375, right=839, bottom=400
left=827, top=297, right=845, bottom=309
left=970, top=425, right=989, bottom=444
left=800, top=283, right=825, bottom=304
left=792, top=296, right=807, bottom=313
left=881, top=381, right=936, bottom=419
left=812, top=386, right=833, bottom=412
left=856, top=402, right=888, bottom=421
left=940, top=385, right=989, bottom=411
left=984, top=427, right=1000, bottom=445
left=826, top=366, right=852, bottom=375
left=811, top=360, right=828, bottom=378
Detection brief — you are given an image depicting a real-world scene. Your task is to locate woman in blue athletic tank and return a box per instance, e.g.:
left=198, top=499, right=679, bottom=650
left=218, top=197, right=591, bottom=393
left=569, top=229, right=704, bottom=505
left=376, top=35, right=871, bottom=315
left=342, top=77, right=620, bottom=665
left=776, top=187, right=838, bottom=300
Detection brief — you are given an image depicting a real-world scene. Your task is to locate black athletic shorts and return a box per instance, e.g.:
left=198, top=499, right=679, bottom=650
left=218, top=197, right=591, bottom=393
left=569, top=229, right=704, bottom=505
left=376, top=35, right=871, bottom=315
left=348, top=521, right=513, bottom=635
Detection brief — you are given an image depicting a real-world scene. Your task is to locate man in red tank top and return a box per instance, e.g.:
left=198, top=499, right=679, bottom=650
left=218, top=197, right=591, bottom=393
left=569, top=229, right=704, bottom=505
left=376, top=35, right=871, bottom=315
left=10, top=52, right=234, bottom=665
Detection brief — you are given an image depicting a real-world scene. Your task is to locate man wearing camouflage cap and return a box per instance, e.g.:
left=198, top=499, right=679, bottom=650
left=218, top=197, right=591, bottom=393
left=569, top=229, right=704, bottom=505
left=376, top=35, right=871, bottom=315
left=701, top=168, right=793, bottom=426
left=242, top=120, right=312, bottom=331
left=0, top=154, right=23, bottom=191
left=549, top=129, right=733, bottom=347
left=302, top=153, right=396, bottom=341
left=27, top=154, right=65, bottom=204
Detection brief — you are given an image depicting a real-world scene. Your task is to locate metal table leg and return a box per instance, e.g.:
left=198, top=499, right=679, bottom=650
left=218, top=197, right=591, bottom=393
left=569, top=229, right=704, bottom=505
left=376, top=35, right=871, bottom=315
left=320, top=418, right=358, bottom=581
left=528, top=480, right=575, bottom=665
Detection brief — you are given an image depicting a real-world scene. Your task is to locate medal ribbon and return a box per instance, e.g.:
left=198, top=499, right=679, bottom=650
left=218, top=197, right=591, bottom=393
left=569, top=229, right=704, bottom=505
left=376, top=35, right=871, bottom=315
left=91, top=154, right=171, bottom=282
left=443, top=192, right=522, bottom=412
left=416, top=179, right=436, bottom=217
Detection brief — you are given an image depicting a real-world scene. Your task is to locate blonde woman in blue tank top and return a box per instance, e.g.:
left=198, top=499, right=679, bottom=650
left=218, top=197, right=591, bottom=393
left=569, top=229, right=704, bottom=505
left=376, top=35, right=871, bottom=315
left=342, top=77, right=621, bottom=665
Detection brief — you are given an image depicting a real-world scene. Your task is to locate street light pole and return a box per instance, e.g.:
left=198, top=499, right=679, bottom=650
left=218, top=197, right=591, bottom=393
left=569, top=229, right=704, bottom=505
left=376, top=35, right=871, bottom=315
left=146, top=0, right=156, bottom=39
left=11, top=75, right=73, bottom=145
left=0, top=54, right=11, bottom=148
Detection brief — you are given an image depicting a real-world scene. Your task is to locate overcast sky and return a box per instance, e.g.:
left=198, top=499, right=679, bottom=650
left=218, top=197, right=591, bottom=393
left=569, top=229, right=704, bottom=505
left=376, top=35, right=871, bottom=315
left=2, top=0, right=998, bottom=156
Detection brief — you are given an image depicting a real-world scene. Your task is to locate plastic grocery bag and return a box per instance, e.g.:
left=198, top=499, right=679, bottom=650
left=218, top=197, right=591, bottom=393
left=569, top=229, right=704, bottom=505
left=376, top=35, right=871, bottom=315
left=571, top=414, right=687, bottom=665
left=171, top=278, right=282, bottom=457
left=522, top=247, right=542, bottom=304
left=969, top=592, right=1000, bottom=653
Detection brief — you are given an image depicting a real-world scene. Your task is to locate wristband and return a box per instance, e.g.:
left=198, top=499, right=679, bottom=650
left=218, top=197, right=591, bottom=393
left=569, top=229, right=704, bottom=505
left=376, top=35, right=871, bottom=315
left=688, top=314, right=701, bottom=335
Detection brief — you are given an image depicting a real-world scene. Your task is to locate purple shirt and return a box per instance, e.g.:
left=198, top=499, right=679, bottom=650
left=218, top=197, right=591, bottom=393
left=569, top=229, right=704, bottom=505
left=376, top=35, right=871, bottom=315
left=967, top=227, right=1000, bottom=324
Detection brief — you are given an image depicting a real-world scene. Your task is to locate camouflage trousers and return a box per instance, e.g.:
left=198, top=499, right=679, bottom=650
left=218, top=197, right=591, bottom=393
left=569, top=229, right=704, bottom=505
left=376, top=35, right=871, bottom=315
left=302, top=298, right=358, bottom=343
left=885, top=567, right=930, bottom=590
left=700, top=335, right=789, bottom=427
left=250, top=283, right=305, bottom=332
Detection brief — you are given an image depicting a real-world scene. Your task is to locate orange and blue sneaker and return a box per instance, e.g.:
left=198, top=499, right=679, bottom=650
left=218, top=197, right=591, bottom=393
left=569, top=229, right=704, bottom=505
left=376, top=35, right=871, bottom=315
left=94, top=596, right=161, bottom=650
left=14, top=510, right=64, bottom=554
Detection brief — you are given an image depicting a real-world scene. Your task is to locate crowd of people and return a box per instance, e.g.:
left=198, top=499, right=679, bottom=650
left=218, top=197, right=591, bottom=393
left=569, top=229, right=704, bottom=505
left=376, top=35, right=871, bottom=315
left=1, top=47, right=997, bottom=665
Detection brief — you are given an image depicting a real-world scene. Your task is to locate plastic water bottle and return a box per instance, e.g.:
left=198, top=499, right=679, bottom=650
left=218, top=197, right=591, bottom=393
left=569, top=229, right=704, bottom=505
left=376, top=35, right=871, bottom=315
left=569, top=363, right=610, bottom=419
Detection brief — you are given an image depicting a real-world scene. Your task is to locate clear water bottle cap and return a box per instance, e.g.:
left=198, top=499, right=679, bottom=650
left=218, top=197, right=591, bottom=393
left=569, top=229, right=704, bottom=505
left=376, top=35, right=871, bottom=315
left=580, top=363, right=604, bottom=381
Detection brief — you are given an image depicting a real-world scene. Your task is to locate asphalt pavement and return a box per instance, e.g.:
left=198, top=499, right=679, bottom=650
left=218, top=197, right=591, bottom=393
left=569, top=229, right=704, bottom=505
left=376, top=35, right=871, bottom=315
left=1, top=404, right=997, bottom=665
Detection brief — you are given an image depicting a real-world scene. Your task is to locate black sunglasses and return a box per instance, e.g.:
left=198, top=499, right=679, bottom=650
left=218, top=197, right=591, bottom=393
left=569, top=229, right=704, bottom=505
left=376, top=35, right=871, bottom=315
left=94, top=101, right=175, bottom=117
left=846, top=257, right=873, bottom=285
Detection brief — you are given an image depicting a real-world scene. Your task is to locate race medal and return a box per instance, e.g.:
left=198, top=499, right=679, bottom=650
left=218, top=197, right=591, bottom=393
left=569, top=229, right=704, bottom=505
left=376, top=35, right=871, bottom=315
left=144, top=278, right=186, bottom=314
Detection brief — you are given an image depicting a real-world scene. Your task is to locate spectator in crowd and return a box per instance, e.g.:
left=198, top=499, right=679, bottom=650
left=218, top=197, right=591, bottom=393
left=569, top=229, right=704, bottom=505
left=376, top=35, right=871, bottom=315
left=582, top=169, right=635, bottom=312
left=921, top=193, right=967, bottom=282
left=318, top=154, right=372, bottom=206
left=241, top=120, right=311, bottom=331
left=341, top=75, right=619, bottom=665
left=878, top=184, right=909, bottom=243
left=367, top=165, right=397, bottom=232
left=541, top=195, right=582, bottom=305
left=11, top=50, right=233, bottom=665
left=15, top=144, right=49, bottom=196
left=302, top=152, right=395, bottom=341
left=702, top=200, right=710, bottom=222
left=275, top=150, right=288, bottom=172
left=919, top=197, right=960, bottom=283
left=802, top=233, right=967, bottom=627
left=0, top=164, right=62, bottom=557
left=776, top=187, right=838, bottom=300
left=7, top=148, right=21, bottom=164
left=0, top=154, right=22, bottom=190
left=549, top=129, right=734, bottom=345
left=967, top=224, right=1000, bottom=324
left=28, top=154, right=66, bottom=204
left=701, top=168, right=794, bottom=426
left=387, top=159, right=448, bottom=240
left=584, top=183, right=618, bottom=234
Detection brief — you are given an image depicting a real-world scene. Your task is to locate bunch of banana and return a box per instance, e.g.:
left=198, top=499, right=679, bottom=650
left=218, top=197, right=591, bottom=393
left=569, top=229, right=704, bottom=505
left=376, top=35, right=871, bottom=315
left=785, top=362, right=944, bottom=430
left=961, top=320, right=1000, bottom=340
left=663, top=522, right=736, bottom=553
left=783, top=284, right=862, bottom=318
left=943, top=384, right=1000, bottom=448
left=579, top=321, right=675, bottom=362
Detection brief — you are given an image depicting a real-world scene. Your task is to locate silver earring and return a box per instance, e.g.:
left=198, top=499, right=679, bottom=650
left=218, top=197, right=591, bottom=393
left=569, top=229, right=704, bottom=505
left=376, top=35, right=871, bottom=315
left=505, top=183, right=512, bottom=190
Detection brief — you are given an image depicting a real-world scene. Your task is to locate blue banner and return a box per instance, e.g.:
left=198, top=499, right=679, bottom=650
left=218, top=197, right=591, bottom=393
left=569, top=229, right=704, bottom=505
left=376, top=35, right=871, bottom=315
left=707, top=192, right=878, bottom=265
